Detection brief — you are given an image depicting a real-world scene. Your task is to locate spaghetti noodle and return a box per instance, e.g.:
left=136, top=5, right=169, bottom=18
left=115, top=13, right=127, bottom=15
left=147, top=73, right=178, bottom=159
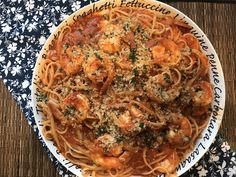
left=35, top=7, right=213, bottom=177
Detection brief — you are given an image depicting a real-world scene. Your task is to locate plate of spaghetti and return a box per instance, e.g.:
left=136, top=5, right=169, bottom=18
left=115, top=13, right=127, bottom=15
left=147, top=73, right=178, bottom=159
left=31, top=0, right=225, bottom=176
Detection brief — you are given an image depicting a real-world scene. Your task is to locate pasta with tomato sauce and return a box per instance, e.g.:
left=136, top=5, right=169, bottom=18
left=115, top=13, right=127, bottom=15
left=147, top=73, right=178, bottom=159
left=35, top=7, right=213, bottom=177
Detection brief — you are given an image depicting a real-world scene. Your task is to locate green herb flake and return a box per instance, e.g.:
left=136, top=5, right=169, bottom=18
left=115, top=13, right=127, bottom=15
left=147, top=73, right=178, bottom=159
left=64, top=106, right=76, bottom=116
left=143, top=131, right=155, bottom=148
left=95, top=126, right=107, bottom=137
left=141, top=82, right=145, bottom=88
left=163, top=73, right=171, bottom=84
left=129, top=48, right=137, bottom=63
left=63, top=43, right=69, bottom=49
left=95, top=52, right=103, bottom=60
left=133, top=68, right=139, bottom=77
left=158, top=87, right=165, bottom=100
left=142, top=32, right=149, bottom=40
left=131, top=77, right=136, bottom=85
left=116, top=135, right=124, bottom=142
left=136, top=25, right=142, bottom=33
left=123, top=23, right=130, bottom=31
left=36, top=92, right=48, bottom=102
left=139, top=122, right=145, bottom=129
left=143, top=64, right=147, bottom=72
left=116, top=75, right=123, bottom=82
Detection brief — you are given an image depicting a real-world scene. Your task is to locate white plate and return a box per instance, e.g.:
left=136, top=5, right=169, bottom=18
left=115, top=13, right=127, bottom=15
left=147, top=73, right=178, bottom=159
left=31, top=0, right=225, bottom=176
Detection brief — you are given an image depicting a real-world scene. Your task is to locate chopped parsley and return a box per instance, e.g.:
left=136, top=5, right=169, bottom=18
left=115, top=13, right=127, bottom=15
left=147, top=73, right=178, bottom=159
left=64, top=106, right=76, bottom=116
left=131, top=77, right=136, bottom=85
left=36, top=92, right=48, bottom=102
left=136, top=25, right=142, bottom=33
left=189, top=48, right=193, bottom=53
left=129, top=48, right=137, bottom=63
left=95, top=52, right=103, bottom=60
left=139, top=122, right=145, bottom=129
left=123, top=23, right=130, bottom=31
left=141, top=82, right=145, bottom=88
left=143, top=65, right=147, bottom=73
left=133, top=68, right=139, bottom=77
left=63, top=43, right=69, bottom=49
left=95, top=126, right=108, bottom=137
left=130, top=68, right=139, bottom=85
left=116, top=134, right=124, bottom=142
left=116, top=75, right=123, bottom=82
left=142, top=131, right=156, bottom=148
left=141, top=32, right=149, bottom=40
left=159, top=87, right=165, bottom=100
left=163, top=73, right=171, bottom=84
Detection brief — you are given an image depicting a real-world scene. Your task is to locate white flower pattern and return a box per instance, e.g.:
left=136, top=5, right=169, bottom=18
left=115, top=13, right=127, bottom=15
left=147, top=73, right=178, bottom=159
left=0, top=0, right=235, bottom=177
left=227, top=166, right=236, bottom=177
left=198, top=167, right=208, bottom=177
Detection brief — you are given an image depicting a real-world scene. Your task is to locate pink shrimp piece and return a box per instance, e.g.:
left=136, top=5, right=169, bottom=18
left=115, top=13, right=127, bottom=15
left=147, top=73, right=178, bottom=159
left=59, top=45, right=85, bottom=75
left=64, top=92, right=89, bottom=121
left=191, top=81, right=213, bottom=106
left=152, top=38, right=181, bottom=66
left=167, top=115, right=192, bottom=145
left=145, top=73, right=180, bottom=103
left=182, top=33, right=200, bottom=51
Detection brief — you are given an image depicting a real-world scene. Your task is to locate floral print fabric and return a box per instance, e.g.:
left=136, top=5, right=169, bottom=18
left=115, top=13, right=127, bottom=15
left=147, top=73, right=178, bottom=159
left=0, top=0, right=235, bottom=176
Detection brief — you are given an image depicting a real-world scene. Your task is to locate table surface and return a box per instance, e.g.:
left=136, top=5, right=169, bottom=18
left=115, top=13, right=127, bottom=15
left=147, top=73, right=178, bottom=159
left=0, top=1, right=236, bottom=177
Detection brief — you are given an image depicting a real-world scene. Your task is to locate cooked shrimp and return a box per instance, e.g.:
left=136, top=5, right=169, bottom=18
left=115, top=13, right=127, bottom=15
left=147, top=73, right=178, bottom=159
left=59, top=45, right=84, bottom=75
left=96, top=134, right=123, bottom=157
left=83, top=57, right=115, bottom=93
left=155, top=150, right=180, bottom=175
left=191, top=81, right=213, bottom=106
left=83, top=57, right=107, bottom=84
left=167, top=115, right=192, bottom=145
left=192, top=49, right=209, bottom=76
left=91, top=134, right=123, bottom=169
left=152, top=45, right=165, bottom=59
left=118, top=151, right=131, bottom=163
left=99, top=24, right=121, bottom=54
left=99, top=36, right=121, bottom=54
left=115, top=106, right=144, bottom=133
left=64, top=92, right=89, bottom=121
left=130, top=105, right=144, bottom=118
left=115, top=111, right=135, bottom=131
left=145, top=73, right=180, bottom=103
left=91, top=153, right=122, bottom=169
left=182, top=33, right=200, bottom=51
left=152, top=38, right=181, bottom=66
left=115, top=57, right=132, bottom=70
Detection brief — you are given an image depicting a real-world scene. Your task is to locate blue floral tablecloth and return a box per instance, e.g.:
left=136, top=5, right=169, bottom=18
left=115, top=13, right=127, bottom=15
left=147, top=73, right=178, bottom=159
left=0, top=0, right=236, bottom=176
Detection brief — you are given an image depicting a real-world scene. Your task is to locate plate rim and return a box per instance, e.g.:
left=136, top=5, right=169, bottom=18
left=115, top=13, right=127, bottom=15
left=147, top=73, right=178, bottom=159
left=31, top=0, right=226, bottom=176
